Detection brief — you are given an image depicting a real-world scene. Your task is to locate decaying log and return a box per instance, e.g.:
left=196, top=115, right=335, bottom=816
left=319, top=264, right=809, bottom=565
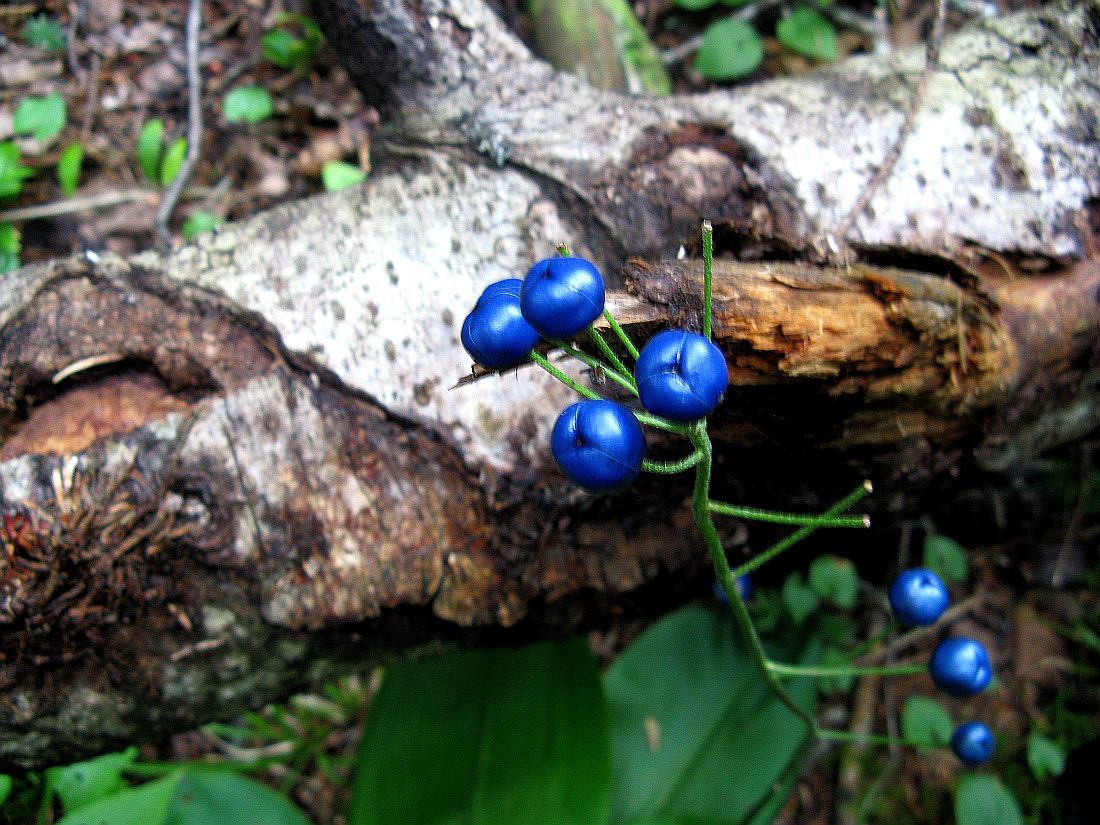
left=0, top=0, right=1098, bottom=768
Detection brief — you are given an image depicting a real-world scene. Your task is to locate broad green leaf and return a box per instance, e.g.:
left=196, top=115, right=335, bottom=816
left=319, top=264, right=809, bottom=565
left=0, top=774, right=11, bottom=806
left=349, top=637, right=610, bottom=825
left=261, top=29, right=302, bottom=69
left=13, top=93, right=67, bottom=142
left=808, top=555, right=858, bottom=610
left=0, top=142, right=36, bottom=201
left=954, top=775, right=1023, bottom=825
left=57, top=142, right=84, bottom=196
left=923, top=533, right=969, bottom=583
left=775, top=7, right=838, bottom=63
left=223, top=86, right=275, bottom=124
left=901, top=695, right=953, bottom=750
left=165, top=770, right=310, bottom=825
left=159, top=138, right=188, bottom=187
left=605, top=604, right=818, bottom=824
left=0, top=222, right=21, bottom=273
left=182, top=211, right=223, bottom=239
left=23, top=13, right=66, bottom=53
left=693, top=19, right=763, bottom=81
left=1026, top=733, right=1066, bottom=780
left=673, top=0, right=718, bottom=12
left=527, top=0, right=671, bottom=95
left=322, top=161, right=367, bottom=192
left=46, top=747, right=138, bottom=813
left=56, top=771, right=181, bottom=825
left=782, top=571, right=820, bottom=624
left=137, top=119, right=165, bottom=184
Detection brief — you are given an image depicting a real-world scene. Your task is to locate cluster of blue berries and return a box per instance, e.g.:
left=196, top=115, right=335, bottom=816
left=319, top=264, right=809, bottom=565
left=889, top=568, right=995, bottom=766
left=461, top=256, right=728, bottom=492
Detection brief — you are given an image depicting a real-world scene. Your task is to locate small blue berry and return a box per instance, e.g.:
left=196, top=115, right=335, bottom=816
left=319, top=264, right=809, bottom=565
left=951, top=721, right=995, bottom=766
left=712, top=575, right=752, bottom=604
left=889, top=568, right=950, bottom=627
left=929, top=637, right=993, bottom=696
left=520, top=257, right=605, bottom=340
left=550, top=399, right=644, bottom=492
left=461, top=281, right=539, bottom=369
left=634, top=329, right=728, bottom=421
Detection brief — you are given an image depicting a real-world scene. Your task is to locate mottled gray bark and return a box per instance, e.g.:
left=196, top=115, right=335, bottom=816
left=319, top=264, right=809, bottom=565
left=0, top=0, right=1097, bottom=768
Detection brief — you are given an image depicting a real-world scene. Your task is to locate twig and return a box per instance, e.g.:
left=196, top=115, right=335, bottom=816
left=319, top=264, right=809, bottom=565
left=155, top=0, right=204, bottom=245
left=0, top=189, right=156, bottom=221
left=1052, top=443, right=1093, bottom=586
left=832, top=0, right=947, bottom=247
left=79, top=53, right=102, bottom=141
left=66, top=0, right=90, bottom=82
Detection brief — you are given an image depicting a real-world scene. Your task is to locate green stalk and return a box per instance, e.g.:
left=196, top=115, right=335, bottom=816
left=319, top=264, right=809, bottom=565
left=603, top=308, right=640, bottom=360
left=643, top=451, right=703, bottom=474
left=555, top=341, right=637, bottom=395
left=709, top=500, right=868, bottom=529
left=702, top=220, right=714, bottom=340
left=585, top=327, right=638, bottom=392
left=816, top=729, right=909, bottom=747
left=530, top=351, right=600, bottom=400
left=766, top=661, right=927, bottom=679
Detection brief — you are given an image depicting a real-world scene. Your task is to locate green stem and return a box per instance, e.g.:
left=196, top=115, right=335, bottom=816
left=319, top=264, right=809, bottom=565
left=603, top=308, right=640, bottom=360
left=633, top=410, right=696, bottom=436
left=766, top=661, right=927, bottom=679
left=530, top=351, right=600, bottom=400
left=709, top=500, right=868, bottom=529
left=689, top=426, right=817, bottom=734
left=702, top=220, right=714, bottom=341
left=816, top=729, right=909, bottom=748
left=556, top=341, right=637, bottom=396
left=732, top=482, right=872, bottom=579
left=643, top=451, right=703, bottom=474
left=584, top=328, right=638, bottom=392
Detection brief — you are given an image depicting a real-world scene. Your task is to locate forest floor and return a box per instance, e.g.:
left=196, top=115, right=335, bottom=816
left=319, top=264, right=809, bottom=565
left=1, top=1, right=1095, bottom=824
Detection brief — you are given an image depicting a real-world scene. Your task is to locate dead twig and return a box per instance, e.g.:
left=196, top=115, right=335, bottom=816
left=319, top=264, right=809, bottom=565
left=155, top=0, right=204, bottom=245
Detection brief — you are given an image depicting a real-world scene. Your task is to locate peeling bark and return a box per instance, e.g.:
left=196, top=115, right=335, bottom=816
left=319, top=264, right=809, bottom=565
left=0, top=0, right=1098, bottom=767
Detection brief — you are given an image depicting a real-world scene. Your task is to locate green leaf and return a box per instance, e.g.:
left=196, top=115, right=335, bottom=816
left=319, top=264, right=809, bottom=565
left=782, top=571, right=821, bottom=625
left=22, top=13, right=66, bottom=53
left=775, top=7, right=838, bottom=63
left=46, top=748, right=138, bottom=814
left=0, top=222, right=21, bottom=274
left=693, top=18, right=763, bottom=81
left=674, top=0, right=718, bottom=9
left=808, top=555, right=858, bottom=610
left=13, top=93, right=67, bottom=142
left=223, top=86, right=275, bottom=124
left=261, top=30, right=306, bottom=70
left=901, top=695, right=954, bottom=750
left=954, top=775, right=1023, bottom=825
left=136, top=119, right=165, bottom=184
left=165, top=770, right=311, bottom=825
left=182, top=211, right=223, bottom=239
left=321, top=161, right=367, bottom=192
left=0, top=774, right=12, bottom=807
left=605, top=604, right=819, bottom=824
left=0, top=142, right=36, bottom=201
left=1026, top=733, right=1066, bottom=780
left=57, top=142, right=84, bottom=197
left=56, top=771, right=181, bottom=825
left=349, top=637, right=610, bottom=825
left=159, top=138, right=188, bottom=188
left=923, top=533, right=970, bottom=584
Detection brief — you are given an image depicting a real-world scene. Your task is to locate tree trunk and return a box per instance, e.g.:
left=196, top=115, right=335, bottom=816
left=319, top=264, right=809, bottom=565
left=0, top=0, right=1097, bottom=769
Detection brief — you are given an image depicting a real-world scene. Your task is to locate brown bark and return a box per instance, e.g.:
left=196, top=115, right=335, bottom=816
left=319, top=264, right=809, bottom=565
left=0, top=0, right=1097, bottom=768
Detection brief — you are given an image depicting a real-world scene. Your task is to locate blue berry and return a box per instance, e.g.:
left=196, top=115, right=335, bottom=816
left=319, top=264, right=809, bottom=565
left=951, top=721, right=995, bottom=766
left=889, top=568, right=949, bottom=626
left=520, top=257, right=605, bottom=340
left=634, top=329, right=728, bottom=421
left=551, top=400, right=644, bottom=492
left=461, top=281, right=539, bottom=369
left=712, top=575, right=752, bottom=604
left=929, top=637, right=993, bottom=696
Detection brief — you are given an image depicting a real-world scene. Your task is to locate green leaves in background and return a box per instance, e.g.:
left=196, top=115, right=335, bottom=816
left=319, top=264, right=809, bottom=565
left=0, top=774, right=11, bottom=807
left=776, top=8, right=838, bottom=62
left=954, top=775, right=1023, bottom=825
left=0, top=142, right=36, bottom=200
left=55, top=771, right=180, bottom=825
left=58, top=142, right=84, bottom=196
left=46, top=748, right=138, bottom=813
left=923, top=532, right=970, bottom=584
left=182, top=211, right=224, bottom=239
left=223, top=86, right=275, bottom=124
left=693, top=19, right=763, bottom=81
left=13, top=93, right=67, bottom=142
left=605, top=604, right=818, bottom=825
left=0, top=222, right=20, bottom=273
left=1026, top=732, right=1066, bottom=780
left=526, top=0, right=671, bottom=95
left=262, top=13, right=324, bottom=72
left=782, top=571, right=820, bottom=624
left=137, top=118, right=165, bottom=184
left=901, top=695, right=954, bottom=750
left=808, top=555, right=858, bottom=610
left=160, top=137, right=188, bottom=187
left=22, top=13, right=66, bottom=53
left=321, top=161, right=367, bottom=192
left=349, top=638, right=610, bottom=825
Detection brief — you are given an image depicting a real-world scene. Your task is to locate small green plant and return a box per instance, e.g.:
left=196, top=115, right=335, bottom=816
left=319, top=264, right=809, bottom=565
left=57, top=142, right=84, bottom=196
left=261, top=13, right=324, bottom=72
left=13, top=93, right=67, bottom=142
left=0, top=223, right=21, bottom=274
left=135, top=119, right=188, bottom=187
left=0, top=141, right=36, bottom=200
left=223, top=86, right=275, bottom=124
left=321, top=160, right=367, bottom=191
left=181, top=211, right=223, bottom=239
left=21, top=13, right=66, bottom=53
